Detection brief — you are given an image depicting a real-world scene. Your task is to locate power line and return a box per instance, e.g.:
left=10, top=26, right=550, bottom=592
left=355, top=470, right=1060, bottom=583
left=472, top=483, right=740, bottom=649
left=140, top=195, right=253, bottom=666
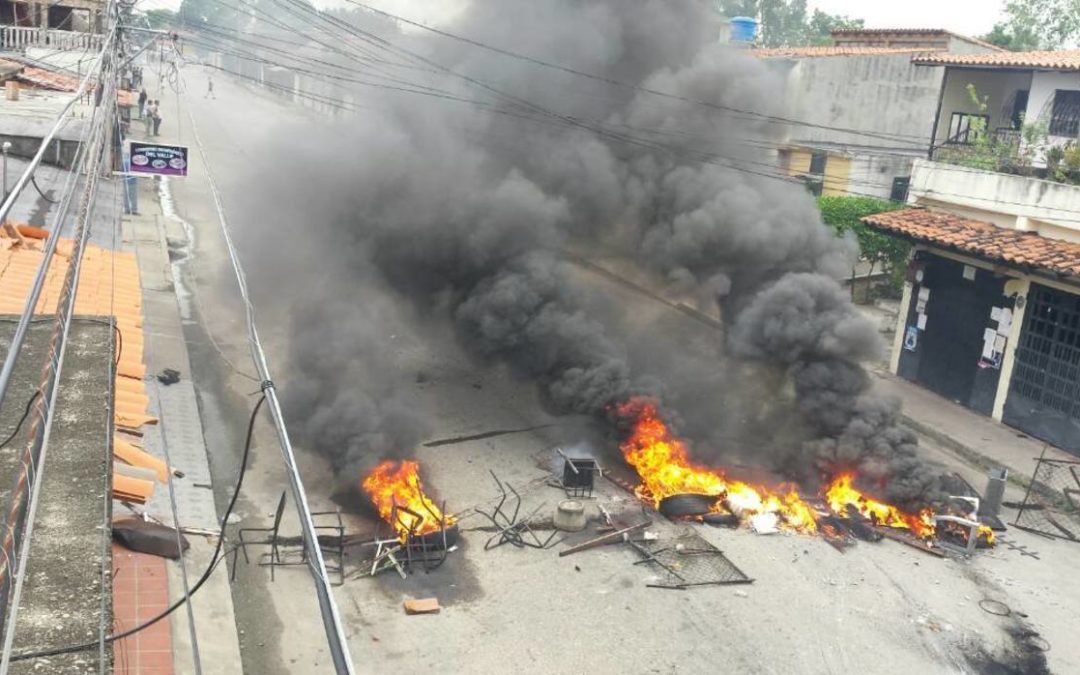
left=10, top=393, right=266, bottom=663
left=0, top=12, right=119, bottom=662
left=338, top=0, right=937, bottom=149
left=176, top=58, right=356, bottom=674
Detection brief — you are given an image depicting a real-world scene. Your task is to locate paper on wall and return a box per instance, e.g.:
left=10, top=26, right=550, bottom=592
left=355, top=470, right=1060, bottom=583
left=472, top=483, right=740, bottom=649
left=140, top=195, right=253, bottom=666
left=963, top=265, right=977, bottom=281
left=917, top=313, right=928, bottom=330
left=991, top=307, right=1002, bottom=321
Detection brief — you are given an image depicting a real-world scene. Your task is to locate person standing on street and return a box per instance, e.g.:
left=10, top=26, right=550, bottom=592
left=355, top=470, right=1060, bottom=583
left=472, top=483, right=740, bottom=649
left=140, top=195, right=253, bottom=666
left=205, top=76, right=215, bottom=99
left=143, top=99, right=155, bottom=135
left=137, top=88, right=147, bottom=119
left=152, top=101, right=163, bottom=136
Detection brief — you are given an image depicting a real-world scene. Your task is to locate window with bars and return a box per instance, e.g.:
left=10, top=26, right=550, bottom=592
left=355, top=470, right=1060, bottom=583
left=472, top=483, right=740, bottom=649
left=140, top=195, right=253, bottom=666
left=947, top=112, right=989, bottom=144
left=1050, top=90, right=1080, bottom=137
left=1011, top=285, right=1080, bottom=418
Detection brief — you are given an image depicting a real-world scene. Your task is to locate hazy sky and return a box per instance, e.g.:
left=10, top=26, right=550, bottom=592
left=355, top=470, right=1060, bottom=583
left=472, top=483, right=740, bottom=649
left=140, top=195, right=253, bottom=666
left=144, top=0, right=1007, bottom=40
left=809, top=0, right=1006, bottom=38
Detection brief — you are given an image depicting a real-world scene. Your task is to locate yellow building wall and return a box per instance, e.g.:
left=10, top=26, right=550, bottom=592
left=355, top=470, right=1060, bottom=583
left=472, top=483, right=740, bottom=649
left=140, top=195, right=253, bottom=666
left=784, top=149, right=852, bottom=197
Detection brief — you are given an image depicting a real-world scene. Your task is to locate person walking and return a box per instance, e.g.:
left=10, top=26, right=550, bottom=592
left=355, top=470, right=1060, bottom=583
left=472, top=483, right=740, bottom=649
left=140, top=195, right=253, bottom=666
left=205, top=76, right=215, bottom=99
left=152, top=101, right=163, bottom=136
left=137, top=88, right=147, bottom=119
left=143, top=99, right=155, bottom=135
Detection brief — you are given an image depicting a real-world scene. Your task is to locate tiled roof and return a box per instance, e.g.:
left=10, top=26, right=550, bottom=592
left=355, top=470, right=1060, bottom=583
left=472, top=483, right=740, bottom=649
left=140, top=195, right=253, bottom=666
left=14, top=65, right=80, bottom=91
left=12, top=65, right=135, bottom=106
left=863, top=208, right=1080, bottom=277
left=913, top=49, right=1080, bottom=70
left=830, top=28, right=1005, bottom=52
left=753, top=46, right=939, bottom=58
left=0, top=226, right=160, bottom=503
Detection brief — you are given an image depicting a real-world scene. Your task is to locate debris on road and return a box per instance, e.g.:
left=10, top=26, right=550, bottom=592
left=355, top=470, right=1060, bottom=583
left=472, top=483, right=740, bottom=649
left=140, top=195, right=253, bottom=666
left=403, top=598, right=441, bottom=615
left=113, top=517, right=190, bottom=559
left=558, top=521, right=649, bottom=557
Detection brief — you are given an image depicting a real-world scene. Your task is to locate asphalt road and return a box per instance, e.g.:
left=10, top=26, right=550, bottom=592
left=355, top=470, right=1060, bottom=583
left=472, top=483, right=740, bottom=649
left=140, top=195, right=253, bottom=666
left=157, top=63, right=1079, bottom=675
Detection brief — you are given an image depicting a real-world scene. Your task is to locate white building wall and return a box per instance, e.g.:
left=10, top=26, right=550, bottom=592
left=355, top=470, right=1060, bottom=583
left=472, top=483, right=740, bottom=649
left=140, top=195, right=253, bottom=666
left=909, top=157, right=1080, bottom=238
left=933, top=68, right=1032, bottom=145
left=1027, top=70, right=1080, bottom=142
left=848, top=152, right=915, bottom=199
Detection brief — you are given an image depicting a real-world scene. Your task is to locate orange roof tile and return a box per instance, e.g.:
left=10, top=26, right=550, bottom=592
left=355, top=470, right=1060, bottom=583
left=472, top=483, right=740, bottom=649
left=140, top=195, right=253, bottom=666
left=0, top=227, right=152, bottom=445
left=14, top=66, right=80, bottom=91
left=863, top=208, right=1080, bottom=277
left=753, top=46, right=939, bottom=59
left=914, top=49, right=1080, bottom=71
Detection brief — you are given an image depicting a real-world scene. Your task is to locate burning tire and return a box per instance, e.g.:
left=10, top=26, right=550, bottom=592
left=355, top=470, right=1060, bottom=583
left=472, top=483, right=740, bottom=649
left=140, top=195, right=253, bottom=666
left=658, top=494, right=719, bottom=519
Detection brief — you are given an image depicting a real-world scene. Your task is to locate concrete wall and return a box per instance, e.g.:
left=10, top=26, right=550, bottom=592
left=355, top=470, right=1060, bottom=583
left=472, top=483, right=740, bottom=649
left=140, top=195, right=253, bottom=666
left=849, top=152, right=916, bottom=199
left=910, top=157, right=1080, bottom=237
left=769, top=54, right=944, bottom=149
left=933, top=68, right=1032, bottom=145
left=784, top=147, right=852, bottom=196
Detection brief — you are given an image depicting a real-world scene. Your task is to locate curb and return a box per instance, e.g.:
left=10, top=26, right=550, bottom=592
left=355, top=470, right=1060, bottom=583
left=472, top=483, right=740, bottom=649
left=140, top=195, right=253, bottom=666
left=902, top=415, right=1060, bottom=503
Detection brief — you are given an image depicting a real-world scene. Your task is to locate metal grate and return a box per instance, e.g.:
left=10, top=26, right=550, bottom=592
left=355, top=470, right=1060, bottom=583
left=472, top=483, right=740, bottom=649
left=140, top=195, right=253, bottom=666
left=1010, top=285, right=1080, bottom=418
left=635, top=532, right=752, bottom=587
left=1013, top=457, right=1080, bottom=543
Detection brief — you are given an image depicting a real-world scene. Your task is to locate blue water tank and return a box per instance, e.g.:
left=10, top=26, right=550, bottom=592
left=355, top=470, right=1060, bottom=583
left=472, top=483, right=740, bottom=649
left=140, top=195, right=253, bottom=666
left=730, top=16, right=759, bottom=44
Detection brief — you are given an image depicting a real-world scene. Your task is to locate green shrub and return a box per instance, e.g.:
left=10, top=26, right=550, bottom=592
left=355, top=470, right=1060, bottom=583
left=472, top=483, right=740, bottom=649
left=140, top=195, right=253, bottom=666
left=818, top=196, right=911, bottom=298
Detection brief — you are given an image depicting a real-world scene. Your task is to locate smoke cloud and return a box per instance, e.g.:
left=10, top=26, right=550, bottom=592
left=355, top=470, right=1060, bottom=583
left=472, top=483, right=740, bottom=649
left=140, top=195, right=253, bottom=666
left=245, top=0, right=942, bottom=508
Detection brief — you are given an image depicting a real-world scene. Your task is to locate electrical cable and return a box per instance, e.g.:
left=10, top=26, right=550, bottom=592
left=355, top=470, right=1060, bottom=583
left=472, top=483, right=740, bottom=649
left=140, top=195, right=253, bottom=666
left=0, top=38, right=118, bottom=667
left=28, top=176, right=59, bottom=205
left=9, top=394, right=267, bottom=663
left=193, top=1, right=1080, bottom=204
left=174, top=53, right=354, bottom=673
left=0, top=392, right=41, bottom=450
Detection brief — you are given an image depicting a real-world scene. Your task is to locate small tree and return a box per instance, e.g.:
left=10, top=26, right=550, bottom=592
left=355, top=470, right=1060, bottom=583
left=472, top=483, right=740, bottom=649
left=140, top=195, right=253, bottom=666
left=818, top=196, right=910, bottom=300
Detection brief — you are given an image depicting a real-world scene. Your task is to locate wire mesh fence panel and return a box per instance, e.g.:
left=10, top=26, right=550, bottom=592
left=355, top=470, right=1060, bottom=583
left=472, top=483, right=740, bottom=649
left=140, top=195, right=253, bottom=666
left=1013, top=458, right=1080, bottom=542
left=639, top=532, right=752, bottom=587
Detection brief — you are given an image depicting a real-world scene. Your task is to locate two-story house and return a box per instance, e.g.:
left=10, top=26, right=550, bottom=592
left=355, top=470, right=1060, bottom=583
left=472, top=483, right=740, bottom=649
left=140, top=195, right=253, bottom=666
left=864, top=49, right=1080, bottom=456
left=754, top=29, right=1001, bottom=200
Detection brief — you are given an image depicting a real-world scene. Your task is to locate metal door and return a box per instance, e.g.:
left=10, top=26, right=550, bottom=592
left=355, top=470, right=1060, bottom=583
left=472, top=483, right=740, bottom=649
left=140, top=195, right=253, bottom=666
left=1004, top=283, right=1080, bottom=455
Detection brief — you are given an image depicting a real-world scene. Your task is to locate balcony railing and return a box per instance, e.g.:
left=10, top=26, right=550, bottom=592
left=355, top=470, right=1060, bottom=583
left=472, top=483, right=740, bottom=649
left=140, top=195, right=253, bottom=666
left=0, top=26, right=104, bottom=52
left=929, top=126, right=1080, bottom=185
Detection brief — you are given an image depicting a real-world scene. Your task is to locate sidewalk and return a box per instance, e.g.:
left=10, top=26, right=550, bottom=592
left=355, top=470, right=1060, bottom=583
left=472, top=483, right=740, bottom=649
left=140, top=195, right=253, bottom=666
left=872, top=368, right=1079, bottom=490
left=121, top=83, right=244, bottom=673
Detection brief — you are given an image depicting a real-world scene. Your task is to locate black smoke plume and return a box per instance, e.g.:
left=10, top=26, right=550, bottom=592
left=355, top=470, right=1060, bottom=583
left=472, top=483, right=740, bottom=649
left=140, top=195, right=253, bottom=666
left=244, top=0, right=942, bottom=507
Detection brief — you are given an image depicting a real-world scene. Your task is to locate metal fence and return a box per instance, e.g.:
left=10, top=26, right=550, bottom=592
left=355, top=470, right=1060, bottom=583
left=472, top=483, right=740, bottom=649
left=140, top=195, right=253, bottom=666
left=1012, top=456, right=1080, bottom=542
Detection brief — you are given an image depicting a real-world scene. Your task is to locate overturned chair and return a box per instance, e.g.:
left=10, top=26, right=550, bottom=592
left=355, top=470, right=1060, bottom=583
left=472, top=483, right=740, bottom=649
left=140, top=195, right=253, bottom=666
left=231, top=491, right=347, bottom=584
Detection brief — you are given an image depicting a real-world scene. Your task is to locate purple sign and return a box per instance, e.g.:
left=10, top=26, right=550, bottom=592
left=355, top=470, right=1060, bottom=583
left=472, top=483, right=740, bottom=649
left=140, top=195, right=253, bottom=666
left=128, top=141, right=189, bottom=177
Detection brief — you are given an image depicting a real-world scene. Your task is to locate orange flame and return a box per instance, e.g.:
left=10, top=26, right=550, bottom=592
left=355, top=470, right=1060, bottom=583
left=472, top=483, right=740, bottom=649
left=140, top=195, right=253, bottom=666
left=616, top=398, right=817, bottom=533
left=824, top=473, right=936, bottom=537
left=361, top=460, right=455, bottom=542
